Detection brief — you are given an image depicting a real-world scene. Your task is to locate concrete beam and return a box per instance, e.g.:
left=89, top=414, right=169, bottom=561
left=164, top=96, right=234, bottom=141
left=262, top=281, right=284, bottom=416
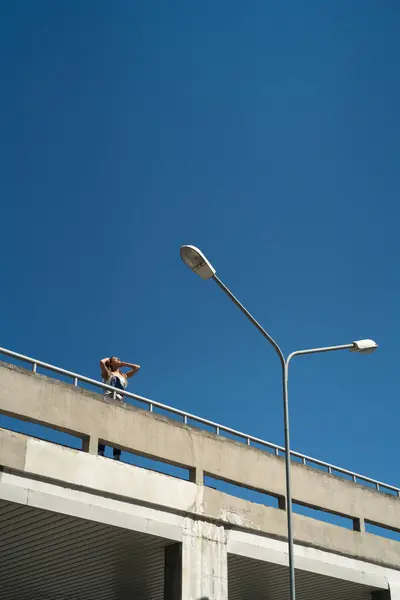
left=228, top=529, right=400, bottom=590
left=0, top=470, right=184, bottom=542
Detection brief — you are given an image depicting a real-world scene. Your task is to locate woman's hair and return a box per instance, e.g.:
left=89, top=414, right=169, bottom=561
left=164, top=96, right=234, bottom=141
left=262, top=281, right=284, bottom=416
left=108, top=356, right=118, bottom=371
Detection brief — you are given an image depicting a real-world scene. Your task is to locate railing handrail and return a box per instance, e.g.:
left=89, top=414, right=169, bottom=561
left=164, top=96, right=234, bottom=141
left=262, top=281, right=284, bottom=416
left=0, top=345, right=399, bottom=496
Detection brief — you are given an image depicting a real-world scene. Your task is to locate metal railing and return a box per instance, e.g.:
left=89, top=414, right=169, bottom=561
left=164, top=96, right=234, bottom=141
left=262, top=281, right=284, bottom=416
left=1, top=345, right=399, bottom=498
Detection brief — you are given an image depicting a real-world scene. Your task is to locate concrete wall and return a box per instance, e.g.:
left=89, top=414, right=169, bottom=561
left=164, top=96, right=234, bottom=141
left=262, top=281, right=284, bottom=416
left=1, top=362, right=400, bottom=571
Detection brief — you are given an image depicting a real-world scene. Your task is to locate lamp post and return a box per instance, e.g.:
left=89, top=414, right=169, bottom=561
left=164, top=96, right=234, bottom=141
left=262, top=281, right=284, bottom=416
left=180, top=244, right=378, bottom=600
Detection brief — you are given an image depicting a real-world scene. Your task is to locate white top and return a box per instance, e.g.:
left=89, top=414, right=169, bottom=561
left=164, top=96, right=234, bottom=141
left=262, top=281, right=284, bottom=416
left=103, top=371, right=128, bottom=400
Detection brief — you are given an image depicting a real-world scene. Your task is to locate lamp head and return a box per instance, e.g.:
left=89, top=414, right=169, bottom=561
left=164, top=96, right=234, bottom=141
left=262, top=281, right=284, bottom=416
left=351, top=339, right=378, bottom=354
left=180, top=245, right=216, bottom=280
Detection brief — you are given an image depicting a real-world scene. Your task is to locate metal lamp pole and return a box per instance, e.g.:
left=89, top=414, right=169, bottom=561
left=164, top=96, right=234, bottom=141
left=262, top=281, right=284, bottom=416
left=180, top=245, right=378, bottom=600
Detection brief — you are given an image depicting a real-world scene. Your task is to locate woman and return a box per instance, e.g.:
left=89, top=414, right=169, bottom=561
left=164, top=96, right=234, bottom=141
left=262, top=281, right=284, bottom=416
left=98, top=356, right=140, bottom=460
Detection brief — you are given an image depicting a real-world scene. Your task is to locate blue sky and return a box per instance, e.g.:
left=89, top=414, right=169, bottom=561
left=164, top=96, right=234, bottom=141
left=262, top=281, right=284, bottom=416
left=1, top=1, right=399, bottom=495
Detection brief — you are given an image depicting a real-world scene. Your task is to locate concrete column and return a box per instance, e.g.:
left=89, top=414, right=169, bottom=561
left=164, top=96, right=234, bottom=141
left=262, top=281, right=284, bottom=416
left=389, top=584, right=400, bottom=600
left=164, top=543, right=182, bottom=600
left=182, top=518, right=228, bottom=600
left=277, top=495, right=286, bottom=510
left=372, top=586, right=400, bottom=600
left=189, top=467, right=204, bottom=486
left=353, top=517, right=365, bottom=533
left=82, top=434, right=98, bottom=455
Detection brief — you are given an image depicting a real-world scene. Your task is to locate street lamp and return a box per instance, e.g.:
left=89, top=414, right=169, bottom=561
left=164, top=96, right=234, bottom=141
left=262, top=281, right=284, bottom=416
left=180, top=244, right=377, bottom=600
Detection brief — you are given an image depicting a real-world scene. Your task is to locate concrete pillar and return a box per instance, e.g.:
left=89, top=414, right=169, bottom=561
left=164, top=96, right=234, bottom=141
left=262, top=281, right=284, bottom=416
left=353, top=517, right=365, bottom=533
left=189, top=467, right=204, bottom=486
left=82, top=434, right=98, bottom=455
left=372, top=586, right=400, bottom=600
left=389, top=584, right=400, bottom=600
left=164, top=543, right=182, bottom=600
left=277, top=495, right=286, bottom=510
left=182, top=518, right=228, bottom=600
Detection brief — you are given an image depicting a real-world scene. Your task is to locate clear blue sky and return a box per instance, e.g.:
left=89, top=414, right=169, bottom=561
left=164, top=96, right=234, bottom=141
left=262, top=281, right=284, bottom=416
left=1, top=1, right=399, bottom=489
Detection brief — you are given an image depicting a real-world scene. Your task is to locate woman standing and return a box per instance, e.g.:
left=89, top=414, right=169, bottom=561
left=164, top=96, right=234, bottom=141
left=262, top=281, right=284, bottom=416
left=98, top=356, right=140, bottom=460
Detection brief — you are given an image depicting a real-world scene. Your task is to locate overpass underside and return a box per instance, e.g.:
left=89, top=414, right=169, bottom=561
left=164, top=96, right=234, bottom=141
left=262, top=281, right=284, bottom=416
left=0, top=499, right=378, bottom=600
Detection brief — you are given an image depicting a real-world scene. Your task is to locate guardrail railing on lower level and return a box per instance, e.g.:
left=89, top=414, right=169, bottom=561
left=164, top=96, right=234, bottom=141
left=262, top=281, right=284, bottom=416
left=0, top=345, right=399, bottom=498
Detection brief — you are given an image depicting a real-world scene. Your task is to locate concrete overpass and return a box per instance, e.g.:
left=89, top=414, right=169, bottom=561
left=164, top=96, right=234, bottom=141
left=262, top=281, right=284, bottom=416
left=0, top=352, right=399, bottom=599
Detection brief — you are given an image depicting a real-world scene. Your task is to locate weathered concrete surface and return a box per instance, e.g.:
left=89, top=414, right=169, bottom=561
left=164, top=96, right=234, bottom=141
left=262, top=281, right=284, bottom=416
left=0, top=473, right=400, bottom=598
left=390, top=583, right=400, bottom=599
left=1, top=362, right=400, bottom=536
left=228, top=529, right=400, bottom=591
left=182, top=519, right=228, bottom=600
left=0, top=468, right=185, bottom=542
left=1, top=429, right=400, bottom=570
left=204, top=486, right=400, bottom=570
left=0, top=428, right=27, bottom=471
left=1, top=469, right=400, bottom=598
